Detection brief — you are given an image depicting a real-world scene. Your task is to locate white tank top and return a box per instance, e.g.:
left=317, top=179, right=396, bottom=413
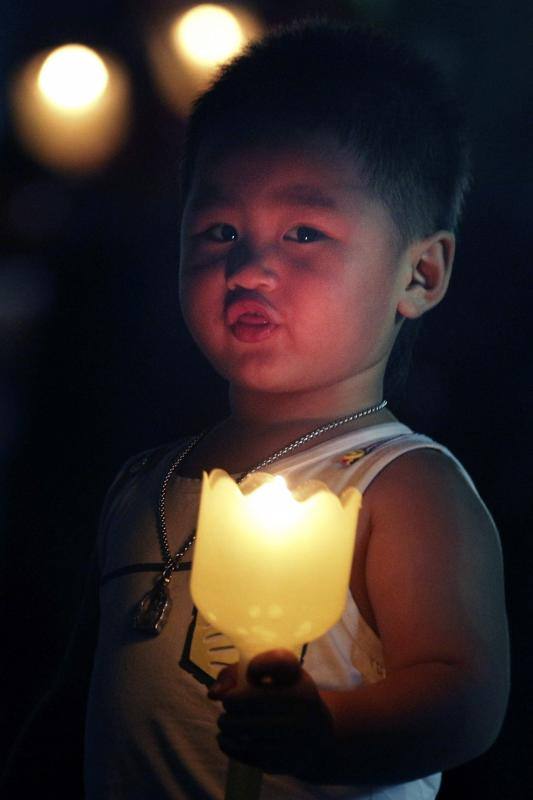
left=86, top=422, right=480, bottom=799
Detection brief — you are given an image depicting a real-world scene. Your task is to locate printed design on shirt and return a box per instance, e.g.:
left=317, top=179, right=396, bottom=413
left=180, top=606, right=306, bottom=687
left=180, top=607, right=238, bottom=686
left=338, top=435, right=408, bottom=467
left=339, top=449, right=367, bottom=466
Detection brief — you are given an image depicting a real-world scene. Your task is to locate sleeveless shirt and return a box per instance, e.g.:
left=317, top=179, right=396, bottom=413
left=85, top=422, right=479, bottom=799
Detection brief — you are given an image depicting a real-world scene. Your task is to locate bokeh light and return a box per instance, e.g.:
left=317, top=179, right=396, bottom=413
left=10, top=44, right=130, bottom=174
left=172, top=4, right=245, bottom=67
left=147, top=4, right=262, bottom=117
left=37, top=44, right=109, bottom=112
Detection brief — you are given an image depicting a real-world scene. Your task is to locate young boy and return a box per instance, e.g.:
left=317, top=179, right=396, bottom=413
left=4, top=19, right=509, bottom=800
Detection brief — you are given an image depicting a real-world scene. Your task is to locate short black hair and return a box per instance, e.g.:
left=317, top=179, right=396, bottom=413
left=181, top=19, right=471, bottom=246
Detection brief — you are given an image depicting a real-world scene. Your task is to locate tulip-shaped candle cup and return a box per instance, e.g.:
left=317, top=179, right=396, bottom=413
left=191, top=470, right=361, bottom=800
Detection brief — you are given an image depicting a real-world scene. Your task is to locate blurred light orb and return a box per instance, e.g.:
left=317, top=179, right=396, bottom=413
left=148, top=4, right=261, bottom=117
left=37, top=44, right=109, bottom=111
left=10, top=45, right=130, bottom=174
left=173, top=4, right=245, bottom=67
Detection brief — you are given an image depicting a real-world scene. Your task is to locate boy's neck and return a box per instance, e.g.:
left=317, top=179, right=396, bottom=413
left=178, top=383, right=393, bottom=478
left=228, top=381, right=385, bottom=433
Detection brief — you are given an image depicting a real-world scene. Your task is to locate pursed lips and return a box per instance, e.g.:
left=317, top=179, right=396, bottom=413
left=224, top=293, right=280, bottom=342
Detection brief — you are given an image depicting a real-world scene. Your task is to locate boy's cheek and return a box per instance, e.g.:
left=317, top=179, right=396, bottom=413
left=180, top=252, right=230, bottom=285
left=181, top=281, right=223, bottom=327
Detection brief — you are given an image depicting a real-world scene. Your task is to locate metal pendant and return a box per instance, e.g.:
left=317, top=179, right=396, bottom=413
left=134, top=574, right=172, bottom=635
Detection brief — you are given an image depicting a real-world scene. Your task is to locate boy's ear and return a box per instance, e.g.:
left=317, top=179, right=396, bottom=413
left=397, top=231, right=455, bottom=319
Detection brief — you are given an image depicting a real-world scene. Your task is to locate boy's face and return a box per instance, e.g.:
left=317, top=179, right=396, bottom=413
left=179, top=132, right=409, bottom=399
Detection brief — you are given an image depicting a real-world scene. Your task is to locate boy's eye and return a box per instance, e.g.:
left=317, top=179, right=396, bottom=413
left=204, top=223, right=238, bottom=242
left=284, top=225, right=327, bottom=243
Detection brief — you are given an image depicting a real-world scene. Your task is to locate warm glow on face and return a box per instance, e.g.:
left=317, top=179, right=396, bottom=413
left=37, top=44, right=109, bottom=111
left=172, top=4, right=245, bottom=67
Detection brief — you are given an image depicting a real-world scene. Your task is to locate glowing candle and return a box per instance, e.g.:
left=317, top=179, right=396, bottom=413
left=191, top=470, right=361, bottom=799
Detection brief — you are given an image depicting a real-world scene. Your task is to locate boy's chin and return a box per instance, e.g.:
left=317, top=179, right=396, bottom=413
left=225, top=375, right=298, bottom=396
left=218, top=366, right=307, bottom=397
left=206, top=355, right=292, bottom=395
left=224, top=371, right=336, bottom=399
left=207, top=350, right=365, bottom=398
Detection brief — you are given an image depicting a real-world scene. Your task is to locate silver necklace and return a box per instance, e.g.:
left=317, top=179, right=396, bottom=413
left=133, top=399, right=387, bottom=634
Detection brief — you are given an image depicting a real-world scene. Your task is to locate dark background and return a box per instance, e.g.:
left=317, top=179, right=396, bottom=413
left=1, top=1, right=531, bottom=797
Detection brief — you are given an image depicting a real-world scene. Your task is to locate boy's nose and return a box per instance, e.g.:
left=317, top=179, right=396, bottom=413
left=225, top=241, right=280, bottom=292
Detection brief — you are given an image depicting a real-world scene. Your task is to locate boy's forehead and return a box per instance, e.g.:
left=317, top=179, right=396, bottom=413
left=187, top=132, right=369, bottom=208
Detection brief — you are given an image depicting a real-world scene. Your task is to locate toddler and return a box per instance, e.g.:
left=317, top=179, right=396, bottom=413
left=4, top=20, right=510, bottom=800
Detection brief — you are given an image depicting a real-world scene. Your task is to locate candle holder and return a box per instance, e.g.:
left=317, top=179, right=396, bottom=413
left=191, top=469, right=361, bottom=799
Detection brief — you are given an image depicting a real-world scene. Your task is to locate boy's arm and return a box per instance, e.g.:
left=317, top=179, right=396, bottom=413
left=211, top=449, right=510, bottom=784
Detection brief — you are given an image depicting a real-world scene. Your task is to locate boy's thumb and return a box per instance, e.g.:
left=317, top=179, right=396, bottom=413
left=208, top=663, right=238, bottom=699
left=247, top=649, right=301, bottom=687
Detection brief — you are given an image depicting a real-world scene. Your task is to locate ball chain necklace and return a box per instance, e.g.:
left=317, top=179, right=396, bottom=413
left=133, top=399, right=387, bottom=635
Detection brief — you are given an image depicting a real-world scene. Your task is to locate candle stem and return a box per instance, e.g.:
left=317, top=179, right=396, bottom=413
left=224, top=759, right=263, bottom=800
left=223, top=653, right=263, bottom=800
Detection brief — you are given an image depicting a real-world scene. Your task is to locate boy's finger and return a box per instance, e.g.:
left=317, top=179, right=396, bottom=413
left=208, top=663, right=238, bottom=699
left=247, top=649, right=301, bottom=687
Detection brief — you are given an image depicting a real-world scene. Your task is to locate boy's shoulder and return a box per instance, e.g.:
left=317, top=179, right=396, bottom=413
left=116, top=435, right=197, bottom=480
left=346, top=428, right=479, bottom=502
left=367, top=442, right=478, bottom=504
left=365, top=440, right=487, bottom=524
left=100, top=436, right=195, bottom=518
left=118, top=440, right=184, bottom=478
left=362, top=442, right=498, bottom=569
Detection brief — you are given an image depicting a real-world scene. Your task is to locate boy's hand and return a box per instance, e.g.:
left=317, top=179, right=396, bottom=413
left=208, top=649, right=336, bottom=778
